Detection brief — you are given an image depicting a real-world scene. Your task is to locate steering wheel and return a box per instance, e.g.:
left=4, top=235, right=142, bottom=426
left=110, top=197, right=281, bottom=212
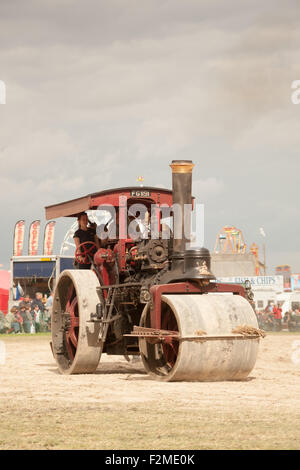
left=75, top=242, right=97, bottom=265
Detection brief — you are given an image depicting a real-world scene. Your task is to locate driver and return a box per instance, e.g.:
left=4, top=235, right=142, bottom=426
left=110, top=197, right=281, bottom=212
left=73, top=212, right=100, bottom=269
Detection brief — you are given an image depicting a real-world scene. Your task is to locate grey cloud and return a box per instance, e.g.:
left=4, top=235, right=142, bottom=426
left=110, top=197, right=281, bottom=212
left=0, top=0, right=298, bottom=49
left=0, top=0, right=299, bottom=272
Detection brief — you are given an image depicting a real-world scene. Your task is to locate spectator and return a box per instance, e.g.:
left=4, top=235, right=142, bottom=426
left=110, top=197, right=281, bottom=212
left=19, top=306, right=27, bottom=331
left=19, top=294, right=31, bottom=310
left=295, top=309, right=300, bottom=331
left=4, top=307, right=17, bottom=333
left=0, top=310, right=6, bottom=334
left=266, top=302, right=274, bottom=314
left=31, top=292, right=44, bottom=313
left=256, top=311, right=265, bottom=329
left=283, top=311, right=289, bottom=330
left=287, top=311, right=297, bottom=332
left=42, top=294, right=48, bottom=308
left=23, top=306, right=33, bottom=333
left=32, top=304, right=43, bottom=333
left=44, top=291, right=53, bottom=330
left=12, top=309, right=23, bottom=334
left=262, top=310, right=276, bottom=331
left=273, top=304, right=282, bottom=331
left=46, top=291, right=53, bottom=310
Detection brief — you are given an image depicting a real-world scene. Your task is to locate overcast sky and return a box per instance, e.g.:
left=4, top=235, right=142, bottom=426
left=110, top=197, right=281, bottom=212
left=0, top=0, right=300, bottom=273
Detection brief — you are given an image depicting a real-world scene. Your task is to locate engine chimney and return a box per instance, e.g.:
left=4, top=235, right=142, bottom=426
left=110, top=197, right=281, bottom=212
left=160, top=159, right=215, bottom=283
left=170, top=160, right=194, bottom=255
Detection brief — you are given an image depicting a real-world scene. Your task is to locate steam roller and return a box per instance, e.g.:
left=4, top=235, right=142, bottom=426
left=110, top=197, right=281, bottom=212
left=46, top=159, right=263, bottom=381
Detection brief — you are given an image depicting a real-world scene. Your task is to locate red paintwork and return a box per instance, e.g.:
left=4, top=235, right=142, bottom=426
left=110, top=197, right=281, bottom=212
left=92, top=190, right=174, bottom=275
left=94, top=248, right=117, bottom=291
left=65, top=285, right=79, bottom=360
left=45, top=186, right=173, bottom=220
left=89, top=190, right=173, bottom=210
left=75, top=242, right=97, bottom=265
left=114, top=239, right=133, bottom=271
left=94, top=248, right=115, bottom=265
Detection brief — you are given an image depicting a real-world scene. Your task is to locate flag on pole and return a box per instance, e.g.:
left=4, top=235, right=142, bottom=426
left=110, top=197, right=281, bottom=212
left=28, top=220, right=41, bottom=256
left=15, top=282, right=24, bottom=300
left=13, top=220, right=25, bottom=256
left=43, top=221, right=56, bottom=256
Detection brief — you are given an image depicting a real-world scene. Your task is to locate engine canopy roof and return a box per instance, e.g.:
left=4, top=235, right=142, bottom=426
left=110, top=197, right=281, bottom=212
left=45, top=186, right=173, bottom=220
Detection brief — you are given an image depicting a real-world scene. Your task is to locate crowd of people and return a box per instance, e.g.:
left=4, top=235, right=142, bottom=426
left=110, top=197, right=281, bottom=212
left=0, top=292, right=53, bottom=334
left=1, top=289, right=300, bottom=335
left=255, top=303, right=300, bottom=332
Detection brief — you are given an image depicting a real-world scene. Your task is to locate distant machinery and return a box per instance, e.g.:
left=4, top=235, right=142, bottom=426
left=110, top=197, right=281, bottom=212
left=214, top=226, right=246, bottom=254
left=213, top=227, right=266, bottom=277
left=275, top=265, right=292, bottom=290
left=250, top=243, right=260, bottom=276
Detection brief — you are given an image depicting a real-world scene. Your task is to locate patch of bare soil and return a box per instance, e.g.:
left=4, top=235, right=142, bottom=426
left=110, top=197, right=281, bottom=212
left=0, top=334, right=300, bottom=449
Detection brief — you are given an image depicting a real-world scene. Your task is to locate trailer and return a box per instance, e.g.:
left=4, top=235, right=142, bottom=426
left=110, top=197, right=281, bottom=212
left=9, top=255, right=74, bottom=308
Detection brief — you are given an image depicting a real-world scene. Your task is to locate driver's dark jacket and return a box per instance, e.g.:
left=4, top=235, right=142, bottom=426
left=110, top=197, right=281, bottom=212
left=73, top=228, right=96, bottom=265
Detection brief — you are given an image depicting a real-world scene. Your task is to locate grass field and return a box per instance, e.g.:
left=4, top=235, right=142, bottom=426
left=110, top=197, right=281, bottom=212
left=1, top=402, right=299, bottom=450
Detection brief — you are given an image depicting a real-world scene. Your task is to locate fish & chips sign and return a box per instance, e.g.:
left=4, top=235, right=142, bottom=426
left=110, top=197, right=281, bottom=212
left=216, top=276, right=284, bottom=292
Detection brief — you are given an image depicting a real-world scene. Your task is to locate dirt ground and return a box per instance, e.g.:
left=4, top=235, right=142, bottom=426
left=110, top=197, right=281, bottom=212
left=0, top=333, right=300, bottom=450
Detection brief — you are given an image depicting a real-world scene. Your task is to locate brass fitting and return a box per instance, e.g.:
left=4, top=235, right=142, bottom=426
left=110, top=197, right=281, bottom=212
left=170, top=160, right=195, bottom=174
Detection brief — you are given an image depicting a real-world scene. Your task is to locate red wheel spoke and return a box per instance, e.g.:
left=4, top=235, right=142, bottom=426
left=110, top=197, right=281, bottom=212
left=68, top=331, right=78, bottom=348
left=69, top=296, right=78, bottom=312
left=71, top=317, right=79, bottom=328
left=162, top=307, right=178, bottom=367
left=65, top=333, right=75, bottom=360
left=66, top=284, right=75, bottom=311
left=65, top=285, right=79, bottom=361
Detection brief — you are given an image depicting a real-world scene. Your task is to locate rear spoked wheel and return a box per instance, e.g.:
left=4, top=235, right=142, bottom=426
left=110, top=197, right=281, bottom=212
left=51, top=270, right=102, bottom=374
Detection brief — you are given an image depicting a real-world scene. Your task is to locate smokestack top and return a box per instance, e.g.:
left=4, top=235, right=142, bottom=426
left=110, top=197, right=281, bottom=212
left=170, top=160, right=195, bottom=174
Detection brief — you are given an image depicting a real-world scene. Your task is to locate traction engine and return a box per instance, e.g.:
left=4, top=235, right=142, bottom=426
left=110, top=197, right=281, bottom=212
left=46, top=160, right=262, bottom=381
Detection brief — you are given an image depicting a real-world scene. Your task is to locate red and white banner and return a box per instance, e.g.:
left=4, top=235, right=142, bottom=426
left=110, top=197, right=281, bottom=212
left=13, top=220, right=25, bottom=256
left=28, top=220, right=41, bottom=256
left=43, top=221, right=56, bottom=256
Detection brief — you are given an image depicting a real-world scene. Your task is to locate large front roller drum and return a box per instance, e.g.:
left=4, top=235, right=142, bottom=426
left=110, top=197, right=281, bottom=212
left=51, top=270, right=101, bottom=375
left=139, top=294, right=260, bottom=382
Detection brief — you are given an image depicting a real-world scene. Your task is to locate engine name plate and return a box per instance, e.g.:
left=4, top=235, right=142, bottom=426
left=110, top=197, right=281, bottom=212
left=130, top=190, right=151, bottom=197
